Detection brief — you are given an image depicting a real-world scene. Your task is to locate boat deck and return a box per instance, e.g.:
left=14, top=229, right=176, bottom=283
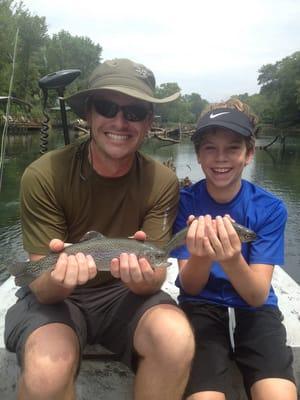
left=0, top=259, right=299, bottom=399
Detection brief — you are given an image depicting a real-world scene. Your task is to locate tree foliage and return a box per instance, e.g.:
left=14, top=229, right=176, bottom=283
left=155, top=83, right=208, bottom=124
left=1, top=1, right=299, bottom=128
left=0, top=0, right=102, bottom=114
left=232, top=52, right=300, bottom=129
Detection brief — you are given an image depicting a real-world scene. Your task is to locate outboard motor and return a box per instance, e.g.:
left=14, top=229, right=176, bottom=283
left=38, top=69, right=81, bottom=153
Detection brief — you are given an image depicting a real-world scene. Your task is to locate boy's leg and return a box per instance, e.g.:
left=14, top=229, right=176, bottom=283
left=250, top=378, right=297, bottom=400
left=234, top=306, right=297, bottom=400
left=180, top=303, right=233, bottom=399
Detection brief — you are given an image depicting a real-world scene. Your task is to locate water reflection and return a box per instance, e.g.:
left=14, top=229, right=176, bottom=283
left=0, top=130, right=299, bottom=284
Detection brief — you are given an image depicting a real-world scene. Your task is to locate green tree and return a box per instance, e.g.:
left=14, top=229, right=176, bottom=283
left=258, top=52, right=300, bottom=127
left=0, top=0, right=18, bottom=94
left=46, top=30, right=102, bottom=92
left=14, top=7, right=48, bottom=101
left=183, top=93, right=208, bottom=121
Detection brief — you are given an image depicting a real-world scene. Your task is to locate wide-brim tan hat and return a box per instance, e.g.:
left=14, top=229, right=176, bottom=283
left=66, top=58, right=180, bottom=119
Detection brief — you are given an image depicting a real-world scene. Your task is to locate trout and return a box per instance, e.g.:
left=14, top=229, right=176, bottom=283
left=9, top=222, right=256, bottom=286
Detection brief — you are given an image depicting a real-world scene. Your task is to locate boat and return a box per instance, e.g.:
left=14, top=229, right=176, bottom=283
left=0, top=259, right=299, bottom=399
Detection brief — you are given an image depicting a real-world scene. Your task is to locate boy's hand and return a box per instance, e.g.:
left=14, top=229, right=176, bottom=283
left=186, top=215, right=241, bottom=262
left=204, top=216, right=242, bottom=262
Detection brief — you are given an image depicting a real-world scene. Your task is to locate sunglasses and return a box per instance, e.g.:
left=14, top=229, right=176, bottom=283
left=92, top=99, right=150, bottom=122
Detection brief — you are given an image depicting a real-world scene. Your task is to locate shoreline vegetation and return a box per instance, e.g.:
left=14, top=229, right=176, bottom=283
left=0, top=1, right=300, bottom=131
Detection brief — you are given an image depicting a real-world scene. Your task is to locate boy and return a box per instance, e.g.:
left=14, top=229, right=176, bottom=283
left=172, top=99, right=297, bottom=399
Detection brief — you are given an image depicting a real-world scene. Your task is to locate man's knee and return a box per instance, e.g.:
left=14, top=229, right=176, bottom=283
left=134, top=304, right=195, bottom=364
left=21, top=324, right=79, bottom=395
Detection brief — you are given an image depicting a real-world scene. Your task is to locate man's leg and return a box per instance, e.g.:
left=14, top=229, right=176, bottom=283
left=18, top=323, right=80, bottom=400
left=133, top=304, right=195, bottom=400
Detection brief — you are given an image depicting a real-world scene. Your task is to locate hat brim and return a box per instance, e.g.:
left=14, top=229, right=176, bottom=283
left=191, top=121, right=252, bottom=141
left=66, top=86, right=180, bottom=120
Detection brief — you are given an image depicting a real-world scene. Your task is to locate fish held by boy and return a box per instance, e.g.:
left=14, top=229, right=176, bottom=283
left=8, top=223, right=256, bottom=286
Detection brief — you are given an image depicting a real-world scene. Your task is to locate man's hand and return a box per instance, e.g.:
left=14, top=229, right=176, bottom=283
left=110, top=230, right=155, bottom=283
left=48, top=239, right=98, bottom=289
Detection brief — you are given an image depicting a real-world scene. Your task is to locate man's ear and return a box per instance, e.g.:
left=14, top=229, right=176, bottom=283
left=196, top=152, right=201, bottom=165
left=145, top=112, right=154, bottom=133
left=86, top=110, right=91, bottom=127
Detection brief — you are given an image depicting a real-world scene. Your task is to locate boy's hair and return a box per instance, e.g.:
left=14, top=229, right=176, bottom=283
left=194, top=98, right=258, bottom=154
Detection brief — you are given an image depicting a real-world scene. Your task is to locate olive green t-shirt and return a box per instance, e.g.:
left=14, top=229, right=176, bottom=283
left=20, top=140, right=179, bottom=286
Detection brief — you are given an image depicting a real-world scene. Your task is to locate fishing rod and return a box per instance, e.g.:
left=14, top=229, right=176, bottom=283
left=0, top=28, right=19, bottom=192
left=38, top=69, right=81, bottom=153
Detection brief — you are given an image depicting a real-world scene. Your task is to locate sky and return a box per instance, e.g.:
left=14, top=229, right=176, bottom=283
left=21, top=0, right=300, bottom=102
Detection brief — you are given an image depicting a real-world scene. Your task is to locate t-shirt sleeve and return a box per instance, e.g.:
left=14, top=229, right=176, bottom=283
left=249, top=200, right=287, bottom=266
left=140, top=169, right=179, bottom=247
left=170, top=189, right=192, bottom=259
left=20, top=164, right=67, bottom=255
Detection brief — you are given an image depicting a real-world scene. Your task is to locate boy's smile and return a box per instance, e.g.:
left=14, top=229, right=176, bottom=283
left=197, top=129, right=254, bottom=202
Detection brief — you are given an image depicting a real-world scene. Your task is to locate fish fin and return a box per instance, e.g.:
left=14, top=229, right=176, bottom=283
left=79, top=231, right=105, bottom=242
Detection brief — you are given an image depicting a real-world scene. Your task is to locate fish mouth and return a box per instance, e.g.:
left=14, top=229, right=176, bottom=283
left=153, top=261, right=172, bottom=269
left=243, top=234, right=257, bottom=243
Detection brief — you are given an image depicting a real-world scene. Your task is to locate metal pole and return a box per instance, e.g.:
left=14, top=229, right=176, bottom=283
left=58, top=89, right=70, bottom=145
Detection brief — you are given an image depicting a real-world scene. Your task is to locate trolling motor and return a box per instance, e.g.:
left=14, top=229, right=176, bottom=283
left=38, top=69, right=81, bottom=154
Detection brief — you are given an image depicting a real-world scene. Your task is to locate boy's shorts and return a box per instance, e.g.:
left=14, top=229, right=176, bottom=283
left=181, top=302, right=295, bottom=398
left=5, top=279, right=176, bottom=371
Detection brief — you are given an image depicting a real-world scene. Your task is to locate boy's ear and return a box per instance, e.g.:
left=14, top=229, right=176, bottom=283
left=245, top=148, right=255, bottom=166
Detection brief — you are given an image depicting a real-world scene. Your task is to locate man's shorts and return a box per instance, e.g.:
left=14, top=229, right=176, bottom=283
left=180, top=302, right=295, bottom=398
left=5, top=279, right=176, bottom=371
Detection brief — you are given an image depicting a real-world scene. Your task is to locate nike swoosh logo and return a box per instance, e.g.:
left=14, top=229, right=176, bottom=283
left=209, top=111, right=230, bottom=119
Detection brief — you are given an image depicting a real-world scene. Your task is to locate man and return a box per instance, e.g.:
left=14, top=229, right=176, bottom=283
left=5, top=58, right=194, bottom=400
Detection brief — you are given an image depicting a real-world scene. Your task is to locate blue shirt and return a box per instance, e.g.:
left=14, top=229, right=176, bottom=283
left=172, top=179, right=287, bottom=309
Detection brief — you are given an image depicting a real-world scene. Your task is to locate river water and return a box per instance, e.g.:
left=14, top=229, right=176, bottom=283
left=0, top=129, right=299, bottom=284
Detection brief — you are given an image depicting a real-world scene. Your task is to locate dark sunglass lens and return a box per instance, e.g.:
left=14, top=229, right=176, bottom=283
left=94, top=100, right=118, bottom=118
left=123, top=105, right=148, bottom=122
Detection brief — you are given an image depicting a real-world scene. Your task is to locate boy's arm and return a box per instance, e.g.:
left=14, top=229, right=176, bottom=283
left=178, top=256, right=212, bottom=295
left=206, top=215, right=275, bottom=306
left=177, top=215, right=213, bottom=294
left=221, top=257, right=274, bottom=307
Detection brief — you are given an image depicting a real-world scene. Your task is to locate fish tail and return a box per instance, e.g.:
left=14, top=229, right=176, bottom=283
left=164, top=227, right=188, bottom=255
left=7, top=261, right=37, bottom=287
left=14, top=273, right=35, bottom=287
left=7, top=261, right=29, bottom=276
